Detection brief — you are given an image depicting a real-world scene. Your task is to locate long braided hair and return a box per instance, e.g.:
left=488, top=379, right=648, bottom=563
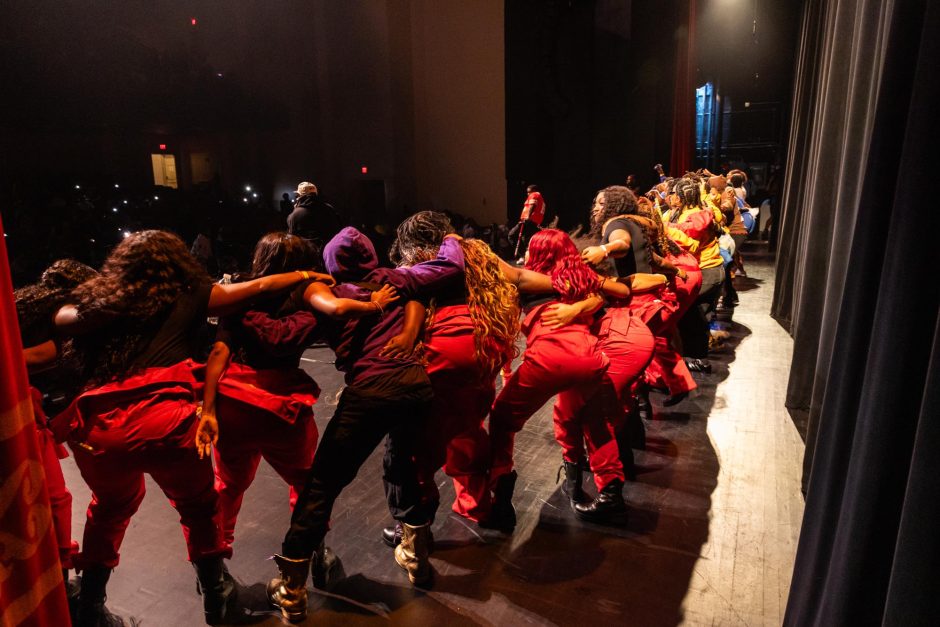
left=391, top=211, right=520, bottom=379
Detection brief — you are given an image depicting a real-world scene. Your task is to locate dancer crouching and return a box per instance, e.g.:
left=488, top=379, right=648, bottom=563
left=485, top=229, right=632, bottom=531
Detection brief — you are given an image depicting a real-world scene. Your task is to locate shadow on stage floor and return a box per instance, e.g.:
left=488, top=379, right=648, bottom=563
left=66, top=295, right=758, bottom=626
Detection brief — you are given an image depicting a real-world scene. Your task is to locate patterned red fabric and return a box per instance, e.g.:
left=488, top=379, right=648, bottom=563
left=0, top=216, right=72, bottom=625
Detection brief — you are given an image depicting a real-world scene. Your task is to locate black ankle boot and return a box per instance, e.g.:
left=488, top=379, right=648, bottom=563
left=557, top=459, right=585, bottom=508
left=311, top=541, right=339, bottom=589
left=574, top=479, right=628, bottom=525
left=382, top=523, right=435, bottom=552
left=479, top=470, right=517, bottom=532
left=615, top=431, right=637, bottom=482
left=382, top=523, right=402, bottom=547
left=193, top=556, right=238, bottom=624
left=74, top=566, right=125, bottom=627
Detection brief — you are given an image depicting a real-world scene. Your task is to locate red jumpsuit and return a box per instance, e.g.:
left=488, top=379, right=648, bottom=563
left=213, top=363, right=319, bottom=551
left=418, top=304, right=495, bottom=522
left=552, top=303, right=655, bottom=483
left=645, top=251, right=703, bottom=391
left=31, top=387, right=78, bottom=569
left=489, top=301, right=624, bottom=490
left=51, top=360, right=226, bottom=569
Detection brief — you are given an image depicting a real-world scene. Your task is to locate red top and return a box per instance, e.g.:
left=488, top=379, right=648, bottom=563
left=521, top=192, right=546, bottom=225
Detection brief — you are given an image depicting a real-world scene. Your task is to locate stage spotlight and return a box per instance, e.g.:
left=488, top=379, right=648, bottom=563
left=123, top=230, right=131, bottom=239
left=123, top=200, right=128, bottom=204
left=245, top=185, right=252, bottom=192
left=154, top=195, right=159, bottom=200
left=252, top=193, right=258, bottom=198
left=114, top=184, right=120, bottom=189
left=243, top=197, right=248, bottom=203
left=112, top=208, right=118, bottom=213
left=74, top=185, right=81, bottom=190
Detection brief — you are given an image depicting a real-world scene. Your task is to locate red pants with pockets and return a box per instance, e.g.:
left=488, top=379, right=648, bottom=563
left=418, top=305, right=495, bottom=522
left=489, top=305, right=623, bottom=490
left=52, top=361, right=226, bottom=569
left=213, top=363, right=319, bottom=552
left=32, top=387, right=78, bottom=569
left=553, top=304, right=654, bottom=484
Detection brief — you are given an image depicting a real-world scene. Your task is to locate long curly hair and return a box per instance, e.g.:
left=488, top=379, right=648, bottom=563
left=15, top=259, right=98, bottom=346
left=591, top=185, right=638, bottom=237
left=68, top=230, right=211, bottom=384
left=525, top=229, right=602, bottom=303
left=392, top=211, right=520, bottom=378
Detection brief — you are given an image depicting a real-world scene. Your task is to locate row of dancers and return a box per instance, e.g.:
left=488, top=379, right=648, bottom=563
left=17, top=173, right=739, bottom=624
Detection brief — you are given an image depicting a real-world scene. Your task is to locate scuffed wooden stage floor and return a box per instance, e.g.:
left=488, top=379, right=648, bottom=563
left=60, top=251, right=805, bottom=626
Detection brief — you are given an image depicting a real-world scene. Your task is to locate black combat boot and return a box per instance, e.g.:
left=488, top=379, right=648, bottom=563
left=193, top=556, right=238, bottom=624
left=557, top=459, right=585, bottom=509
left=74, top=566, right=125, bottom=627
left=479, top=470, right=517, bottom=532
left=574, top=479, right=628, bottom=525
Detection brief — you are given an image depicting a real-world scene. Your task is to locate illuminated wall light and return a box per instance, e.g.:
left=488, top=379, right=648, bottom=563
left=159, top=144, right=167, bottom=150
left=191, top=17, right=197, bottom=26
left=361, top=166, right=368, bottom=174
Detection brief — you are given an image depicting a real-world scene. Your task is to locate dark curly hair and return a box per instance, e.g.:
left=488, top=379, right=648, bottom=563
left=68, top=230, right=211, bottom=384
left=390, top=211, right=455, bottom=266
left=15, top=259, right=98, bottom=347
left=591, top=185, right=638, bottom=237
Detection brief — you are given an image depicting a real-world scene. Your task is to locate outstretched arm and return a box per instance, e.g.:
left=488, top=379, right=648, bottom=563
left=497, top=258, right=554, bottom=293
left=208, top=270, right=335, bottom=317
left=540, top=294, right=605, bottom=330
left=302, top=282, right=399, bottom=319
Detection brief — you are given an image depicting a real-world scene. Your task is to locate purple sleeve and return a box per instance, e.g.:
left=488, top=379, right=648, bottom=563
left=384, top=238, right=465, bottom=298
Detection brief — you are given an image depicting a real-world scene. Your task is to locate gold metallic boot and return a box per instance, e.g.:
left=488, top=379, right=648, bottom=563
left=393, top=522, right=432, bottom=585
left=267, top=554, right=311, bottom=623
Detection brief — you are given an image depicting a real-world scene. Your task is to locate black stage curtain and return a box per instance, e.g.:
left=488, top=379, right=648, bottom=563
left=777, top=0, right=940, bottom=624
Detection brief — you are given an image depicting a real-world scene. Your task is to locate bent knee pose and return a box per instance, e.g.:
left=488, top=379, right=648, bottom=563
left=268, top=227, right=467, bottom=622
left=383, top=212, right=521, bottom=530
left=485, top=229, right=631, bottom=531
left=50, top=230, right=328, bottom=625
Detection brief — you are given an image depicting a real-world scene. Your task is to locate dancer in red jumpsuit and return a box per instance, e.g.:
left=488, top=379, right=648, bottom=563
left=582, top=186, right=693, bottom=405
left=382, top=212, right=524, bottom=531
left=486, top=229, right=633, bottom=530
left=48, top=230, right=332, bottom=625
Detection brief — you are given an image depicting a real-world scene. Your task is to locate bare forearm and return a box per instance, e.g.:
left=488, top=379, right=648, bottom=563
left=203, top=342, right=231, bottom=416
left=24, top=340, right=58, bottom=372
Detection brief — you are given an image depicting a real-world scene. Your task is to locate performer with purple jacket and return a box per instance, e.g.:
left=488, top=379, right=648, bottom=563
left=266, top=227, right=465, bottom=622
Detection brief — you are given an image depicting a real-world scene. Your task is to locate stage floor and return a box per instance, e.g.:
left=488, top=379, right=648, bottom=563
left=60, top=251, right=805, bottom=626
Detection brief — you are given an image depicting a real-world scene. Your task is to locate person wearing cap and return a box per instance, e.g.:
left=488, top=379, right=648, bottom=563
left=286, top=181, right=344, bottom=256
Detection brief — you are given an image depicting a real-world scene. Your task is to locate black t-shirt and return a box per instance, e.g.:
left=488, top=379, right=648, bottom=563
left=131, top=282, right=212, bottom=370
left=603, top=218, right=653, bottom=278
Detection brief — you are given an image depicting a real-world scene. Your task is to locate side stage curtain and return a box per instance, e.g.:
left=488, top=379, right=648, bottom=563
left=771, top=0, right=894, bottom=474
left=782, top=0, right=940, bottom=625
left=669, top=0, right=695, bottom=176
left=0, top=216, right=72, bottom=625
